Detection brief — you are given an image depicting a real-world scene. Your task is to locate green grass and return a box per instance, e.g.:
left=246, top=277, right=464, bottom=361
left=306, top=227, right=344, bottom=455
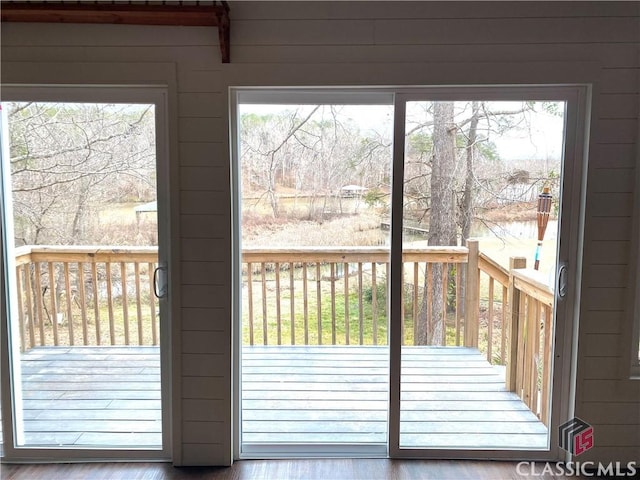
left=244, top=291, right=389, bottom=346
left=23, top=298, right=159, bottom=349
left=241, top=262, right=518, bottom=366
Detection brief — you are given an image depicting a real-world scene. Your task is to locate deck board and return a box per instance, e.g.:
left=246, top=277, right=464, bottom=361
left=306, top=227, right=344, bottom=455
left=19, top=346, right=162, bottom=447
left=14, top=345, right=547, bottom=451
left=241, top=345, right=548, bottom=450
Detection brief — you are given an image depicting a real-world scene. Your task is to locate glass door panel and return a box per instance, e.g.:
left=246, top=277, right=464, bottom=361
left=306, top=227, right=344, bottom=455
left=397, top=99, right=565, bottom=451
left=2, top=99, right=165, bottom=451
left=237, top=94, right=393, bottom=455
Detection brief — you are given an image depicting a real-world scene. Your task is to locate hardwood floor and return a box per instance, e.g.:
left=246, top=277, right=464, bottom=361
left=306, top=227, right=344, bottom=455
left=0, top=459, right=580, bottom=480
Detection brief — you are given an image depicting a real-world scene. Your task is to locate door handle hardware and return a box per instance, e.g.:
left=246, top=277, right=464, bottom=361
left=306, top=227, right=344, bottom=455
left=153, top=264, right=168, bottom=299
left=557, top=263, right=568, bottom=299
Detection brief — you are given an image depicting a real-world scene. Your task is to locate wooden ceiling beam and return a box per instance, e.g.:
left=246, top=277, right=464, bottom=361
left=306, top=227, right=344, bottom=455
left=1, top=2, right=231, bottom=62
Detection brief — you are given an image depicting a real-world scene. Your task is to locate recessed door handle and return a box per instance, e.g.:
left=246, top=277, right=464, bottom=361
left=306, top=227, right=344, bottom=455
left=557, top=263, right=568, bottom=299
left=153, top=264, right=168, bottom=299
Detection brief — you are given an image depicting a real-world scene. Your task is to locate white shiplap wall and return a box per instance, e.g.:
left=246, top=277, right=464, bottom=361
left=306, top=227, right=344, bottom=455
left=1, top=0, right=639, bottom=466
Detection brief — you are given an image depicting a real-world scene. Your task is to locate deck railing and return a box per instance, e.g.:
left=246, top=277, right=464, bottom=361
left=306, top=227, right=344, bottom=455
left=14, top=245, right=159, bottom=350
left=477, top=251, right=511, bottom=364
left=506, top=261, right=555, bottom=427
left=13, top=241, right=554, bottom=424
left=242, top=245, right=471, bottom=347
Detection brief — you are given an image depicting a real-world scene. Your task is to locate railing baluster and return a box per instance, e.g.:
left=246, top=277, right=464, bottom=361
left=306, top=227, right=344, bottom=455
left=77, top=262, right=89, bottom=345
left=330, top=263, right=336, bottom=345
left=261, top=262, right=267, bottom=345
left=33, top=262, right=45, bottom=346
left=302, top=263, right=308, bottom=345
left=455, top=265, right=462, bottom=346
left=413, top=262, right=419, bottom=346
left=501, top=285, right=508, bottom=365
left=442, top=263, right=448, bottom=346
left=63, top=262, right=74, bottom=346
left=506, top=256, right=526, bottom=391
left=525, top=296, right=536, bottom=410
left=289, top=262, right=295, bottom=345
left=521, top=294, right=531, bottom=406
left=464, top=240, right=480, bottom=348
left=134, top=262, right=143, bottom=345
left=275, top=262, right=281, bottom=345
left=343, top=262, right=349, bottom=345
left=148, top=262, right=157, bottom=346
left=385, top=262, right=390, bottom=339
left=541, top=304, right=553, bottom=425
left=426, top=263, right=433, bottom=346
left=371, top=262, right=378, bottom=346
left=521, top=295, right=530, bottom=404
left=316, top=263, right=322, bottom=345
left=106, top=262, right=115, bottom=345
left=15, top=266, right=26, bottom=352
left=24, top=264, right=35, bottom=349
left=487, top=276, right=494, bottom=363
left=400, top=262, right=405, bottom=345
left=92, top=262, right=101, bottom=346
left=358, top=263, right=364, bottom=345
left=48, top=262, right=59, bottom=346
left=247, top=262, right=254, bottom=346
left=120, top=262, right=130, bottom=345
left=531, top=299, right=541, bottom=415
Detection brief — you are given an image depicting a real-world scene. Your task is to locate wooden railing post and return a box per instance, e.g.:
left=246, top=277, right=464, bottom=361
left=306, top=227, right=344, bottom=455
left=506, top=256, right=526, bottom=392
left=464, top=239, right=479, bottom=347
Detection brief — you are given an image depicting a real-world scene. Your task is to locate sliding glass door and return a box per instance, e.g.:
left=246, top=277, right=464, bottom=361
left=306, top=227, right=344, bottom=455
left=0, top=86, right=171, bottom=460
left=233, top=86, right=587, bottom=460
left=389, top=88, right=585, bottom=459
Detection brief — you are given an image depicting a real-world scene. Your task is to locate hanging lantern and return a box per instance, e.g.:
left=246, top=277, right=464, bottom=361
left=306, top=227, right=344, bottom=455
left=534, top=186, right=553, bottom=270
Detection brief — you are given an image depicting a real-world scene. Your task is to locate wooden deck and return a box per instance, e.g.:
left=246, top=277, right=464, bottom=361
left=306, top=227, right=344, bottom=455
left=13, top=345, right=546, bottom=451
left=19, top=346, right=161, bottom=447
left=242, top=346, right=548, bottom=450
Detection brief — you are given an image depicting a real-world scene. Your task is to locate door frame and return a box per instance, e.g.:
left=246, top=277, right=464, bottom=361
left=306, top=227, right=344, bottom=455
left=389, top=85, right=590, bottom=460
left=231, top=88, right=396, bottom=459
left=230, top=84, right=590, bottom=461
left=0, top=85, right=173, bottom=461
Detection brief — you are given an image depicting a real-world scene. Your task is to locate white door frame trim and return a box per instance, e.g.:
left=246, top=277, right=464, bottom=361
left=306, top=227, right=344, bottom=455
left=389, top=85, right=589, bottom=461
left=0, top=85, right=174, bottom=462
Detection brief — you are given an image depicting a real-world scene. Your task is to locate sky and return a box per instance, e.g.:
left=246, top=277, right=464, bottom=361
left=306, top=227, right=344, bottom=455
left=240, top=101, right=565, bottom=163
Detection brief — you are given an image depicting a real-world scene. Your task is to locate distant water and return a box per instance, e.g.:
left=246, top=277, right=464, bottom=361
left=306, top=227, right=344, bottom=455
left=472, top=220, right=558, bottom=240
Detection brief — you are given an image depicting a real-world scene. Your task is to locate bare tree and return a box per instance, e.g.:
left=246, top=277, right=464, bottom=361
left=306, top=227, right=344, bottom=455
left=240, top=106, right=391, bottom=221
left=8, top=102, right=156, bottom=246
left=461, top=101, right=480, bottom=243
left=415, top=102, right=457, bottom=346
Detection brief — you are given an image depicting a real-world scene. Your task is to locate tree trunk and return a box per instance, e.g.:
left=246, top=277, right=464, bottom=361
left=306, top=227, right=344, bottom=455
left=267, top=153, right=279, bottom=218
left=461, top=101, right=479, bottom=243
left=71, top=186, right=90, bottom=242
left=417, top=102, right=457, bottom=346
left=459, top=102, right=480, bottom=323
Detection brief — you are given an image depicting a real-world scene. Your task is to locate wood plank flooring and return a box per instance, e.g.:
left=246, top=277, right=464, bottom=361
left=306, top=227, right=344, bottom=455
left=0, top=459, right=577, bottom=480
left=242, top=346, right=548, bottom=450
